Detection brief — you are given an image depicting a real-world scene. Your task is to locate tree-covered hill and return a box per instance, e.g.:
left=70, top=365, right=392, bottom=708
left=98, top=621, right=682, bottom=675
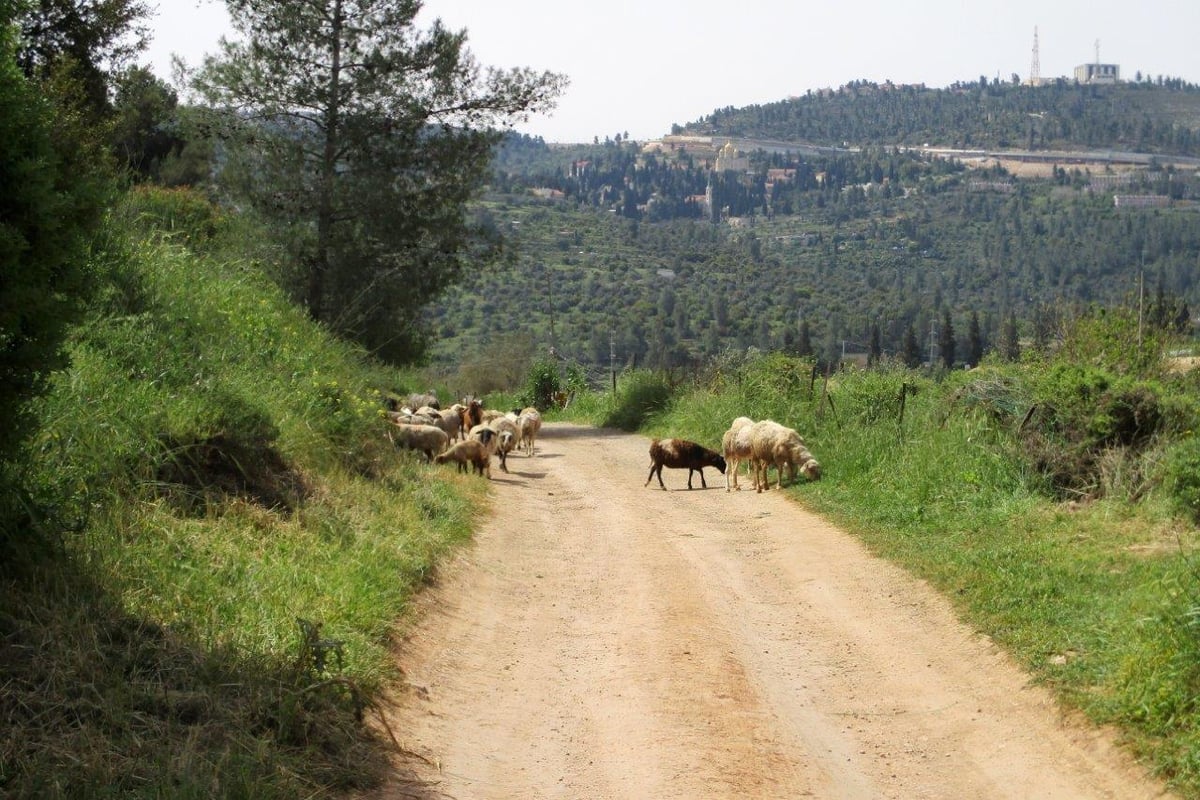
left=424, top=173, right=1200, bottom=377
left=681, top=77, right=1200, bottom=156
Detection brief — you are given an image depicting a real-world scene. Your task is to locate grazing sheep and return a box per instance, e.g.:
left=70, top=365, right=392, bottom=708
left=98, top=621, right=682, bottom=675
left=433, top=439, right=492, bottom=478
left=388, top=423, right=449, bottom=461
left=748, top=420, right=819, bottom=492
left=517, top=406, right=542, bottom=456
left=721, top=416, right=756, bottom=492
left=645, top=438, right=727, bottom=490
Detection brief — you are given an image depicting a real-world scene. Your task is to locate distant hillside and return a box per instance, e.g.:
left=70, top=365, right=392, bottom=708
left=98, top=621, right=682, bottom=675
left=678, top=78, right=1200, bottom=156
left=424, top=80, right=1200, bottom=380
left=426, top=177, right=1200, bottom=376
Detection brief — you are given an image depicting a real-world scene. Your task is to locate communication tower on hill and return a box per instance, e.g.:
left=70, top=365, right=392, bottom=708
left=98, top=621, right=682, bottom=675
left=1029, top=26, right=1041, bottom=86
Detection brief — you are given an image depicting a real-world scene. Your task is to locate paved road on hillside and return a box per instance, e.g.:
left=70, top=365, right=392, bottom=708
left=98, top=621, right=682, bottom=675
left=369, top=422, right=1173, bottom=799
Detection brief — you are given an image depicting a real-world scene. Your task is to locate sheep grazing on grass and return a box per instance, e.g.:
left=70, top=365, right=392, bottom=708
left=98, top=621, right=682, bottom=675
left=388, top=423, right=449, bottom=461
left=748, top=420, right=820, bottom=492
left=434, top=439, right=492, bottom=478
left=721, top=416, right=756, bottom=492
left=645, top=438, right=727, bottom=490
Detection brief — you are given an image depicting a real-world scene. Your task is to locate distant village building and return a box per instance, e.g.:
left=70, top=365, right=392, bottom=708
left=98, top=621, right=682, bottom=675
left=968, top=180, right=1016, bottom=193
left=1088, top=173, right=1138, bottom=191
left=1075, top=62, right=1119, bottom=84
left=714, top=141, right=750, bottom=173
left=1113, top=194, right=1170, bottom=208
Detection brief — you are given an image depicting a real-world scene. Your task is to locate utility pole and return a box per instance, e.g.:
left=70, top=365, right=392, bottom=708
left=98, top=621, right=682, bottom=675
left=610, top=328, right=617, bottom=396
left=928, top=319, right=938, bottom=369
left=545, top=265, right=556, bottom=349
left=1138, top=251, right=1145, bottom=349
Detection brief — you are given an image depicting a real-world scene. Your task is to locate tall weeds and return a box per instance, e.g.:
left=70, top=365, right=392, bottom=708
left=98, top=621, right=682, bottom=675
left=2, top=191, right=486, bottom=798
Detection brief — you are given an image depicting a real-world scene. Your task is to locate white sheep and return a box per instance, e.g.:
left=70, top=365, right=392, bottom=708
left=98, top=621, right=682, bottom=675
left=488, top=415, right=520, bottom=472
left=433, top=438, right=492, bottom=478
left=517, top=406, right=542, bottom=456
left=388, top=422, right=449, bottom=461
left=748, top=420, right=820, bottom=492
left=406, top=391, right=440, bottom=411
left=721, top=416, right=756, bottom=492
left=434, top=406, right=465, bottom=442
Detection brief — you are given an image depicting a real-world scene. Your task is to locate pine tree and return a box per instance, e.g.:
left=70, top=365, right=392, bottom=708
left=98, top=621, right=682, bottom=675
left=191, top=0, right=565, bottom=361
left=797, top=320, right=813, bottom=357
left=967, top=310, right=984, bottom=367
left=939, top=308, right=956, bottom=369
left=0, top=16, right=110, bottom=476
left=901, top=322, right=921, bottom=368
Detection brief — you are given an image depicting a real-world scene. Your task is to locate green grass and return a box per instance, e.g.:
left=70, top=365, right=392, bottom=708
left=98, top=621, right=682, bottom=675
left=1, top=191, right=490, bottom=798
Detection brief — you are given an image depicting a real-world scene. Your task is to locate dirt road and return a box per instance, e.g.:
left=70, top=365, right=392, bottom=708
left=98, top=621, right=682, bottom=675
left=374, top=423, right=1172, bottom=799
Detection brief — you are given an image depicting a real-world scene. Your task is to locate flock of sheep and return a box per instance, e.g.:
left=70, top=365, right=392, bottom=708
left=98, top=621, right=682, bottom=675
left=386, top=392, right=819, bottom=495
left=385, top=391, right=542, bottom=479
left=646, top=417, right=821, bottom=493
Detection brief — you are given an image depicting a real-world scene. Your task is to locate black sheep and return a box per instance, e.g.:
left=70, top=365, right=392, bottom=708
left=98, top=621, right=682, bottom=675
left=645, top=438, right=727, bottom=490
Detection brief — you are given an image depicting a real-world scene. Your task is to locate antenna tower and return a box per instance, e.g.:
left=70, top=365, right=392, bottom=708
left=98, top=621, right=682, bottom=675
left=1095, top=38, right=1100, bottom=65
left=1030, top=26, right=1041, bottom=86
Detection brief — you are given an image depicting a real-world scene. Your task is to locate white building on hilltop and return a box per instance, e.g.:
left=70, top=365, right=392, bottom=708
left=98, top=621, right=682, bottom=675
left=1075, top=62, right=1120, bottom=84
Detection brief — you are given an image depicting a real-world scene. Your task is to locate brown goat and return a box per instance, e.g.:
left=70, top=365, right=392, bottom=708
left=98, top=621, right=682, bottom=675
left=645, top=438, right=728, bottom=490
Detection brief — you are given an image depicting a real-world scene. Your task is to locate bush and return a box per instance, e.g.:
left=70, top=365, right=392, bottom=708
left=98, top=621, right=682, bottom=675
left=1020, top=364, right=1190, bottom=498
left=1165, top=437, right=1200, bottom=522
left=604, top=371, right=672, bottom=431
left=124, top=185, right=221, bottom=244
left=0, top=28, right=110, bottom=491
left=521, top=359, right=561, bottom=411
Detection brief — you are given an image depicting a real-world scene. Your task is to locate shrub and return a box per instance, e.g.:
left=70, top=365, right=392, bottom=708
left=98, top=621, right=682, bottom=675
left=1020, top=364, right=1187, bottom=498
left=521, top=359, right=561, bottom=411
left=0, top=28, right=109, bottom=496
left=1165, top=437, right=1200, bottom=522
left=124, top=185, right=221, bottom=244
left=604, top=370, right=672, bottom=431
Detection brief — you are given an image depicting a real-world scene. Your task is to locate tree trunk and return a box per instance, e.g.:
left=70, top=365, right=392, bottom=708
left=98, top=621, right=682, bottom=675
left=310, top=0, right=343, bottom=322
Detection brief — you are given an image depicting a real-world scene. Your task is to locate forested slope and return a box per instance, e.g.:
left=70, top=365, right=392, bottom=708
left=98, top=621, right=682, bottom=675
left=684, top=78, right=1200, bottom=155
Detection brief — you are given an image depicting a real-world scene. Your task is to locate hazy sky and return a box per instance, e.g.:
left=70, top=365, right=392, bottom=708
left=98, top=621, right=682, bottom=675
left=144, top=0, right=1200, bottom=143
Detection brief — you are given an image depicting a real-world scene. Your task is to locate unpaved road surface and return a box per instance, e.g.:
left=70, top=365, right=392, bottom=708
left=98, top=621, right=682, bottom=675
left=372, top=423, right=1173, bottom=799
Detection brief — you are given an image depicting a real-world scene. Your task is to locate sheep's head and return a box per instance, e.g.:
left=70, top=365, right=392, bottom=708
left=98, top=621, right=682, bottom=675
left=713, top=454, right=728, bottom=474
left=800, top=458, right=822, bottom=481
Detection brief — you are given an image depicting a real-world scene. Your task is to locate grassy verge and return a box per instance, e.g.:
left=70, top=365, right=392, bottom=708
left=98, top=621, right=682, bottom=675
left=563, top=356, right=1200, bottom=796
left=1, top=189, right=488, bottom=798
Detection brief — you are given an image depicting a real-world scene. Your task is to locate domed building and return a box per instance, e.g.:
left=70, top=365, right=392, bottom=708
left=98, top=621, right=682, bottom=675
left=714, top=140, right=749, bottom=173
